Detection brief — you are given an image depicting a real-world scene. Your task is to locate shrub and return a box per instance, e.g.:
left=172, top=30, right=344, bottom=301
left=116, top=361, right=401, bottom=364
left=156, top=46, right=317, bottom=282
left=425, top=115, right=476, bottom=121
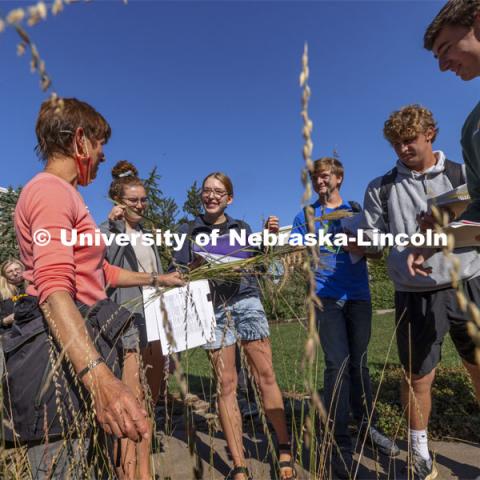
left=372, top=366, right=479, bottom=442
left=368, top=253, right=395, bottom=310
left=260, top=267, right=307, bottom=322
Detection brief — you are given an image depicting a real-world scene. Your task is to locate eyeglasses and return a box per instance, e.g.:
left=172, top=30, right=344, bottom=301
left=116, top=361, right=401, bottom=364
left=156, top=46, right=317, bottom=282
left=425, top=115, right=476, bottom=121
left=201, top=188, right=228, bottom=198
left=122, top=197, right=148, bottom=206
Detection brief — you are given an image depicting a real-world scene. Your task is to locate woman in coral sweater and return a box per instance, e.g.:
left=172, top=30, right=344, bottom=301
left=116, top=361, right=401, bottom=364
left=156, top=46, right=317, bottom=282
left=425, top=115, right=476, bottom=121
left=10, top=97, right=183, bottom=479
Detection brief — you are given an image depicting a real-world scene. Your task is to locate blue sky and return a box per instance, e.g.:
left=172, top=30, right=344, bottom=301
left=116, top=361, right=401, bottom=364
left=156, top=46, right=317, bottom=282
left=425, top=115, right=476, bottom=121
left=1, top=0, right=479, bottom=231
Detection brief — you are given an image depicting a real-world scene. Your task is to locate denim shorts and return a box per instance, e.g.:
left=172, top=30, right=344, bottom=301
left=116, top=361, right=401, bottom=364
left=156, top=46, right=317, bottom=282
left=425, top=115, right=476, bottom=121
left=203, top=295, right=270, bottom=350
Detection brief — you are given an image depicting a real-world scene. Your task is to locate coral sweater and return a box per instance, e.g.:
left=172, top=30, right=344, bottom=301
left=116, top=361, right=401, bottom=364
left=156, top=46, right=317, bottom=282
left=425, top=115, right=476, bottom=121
left=15, top=172, right=121, bottom=306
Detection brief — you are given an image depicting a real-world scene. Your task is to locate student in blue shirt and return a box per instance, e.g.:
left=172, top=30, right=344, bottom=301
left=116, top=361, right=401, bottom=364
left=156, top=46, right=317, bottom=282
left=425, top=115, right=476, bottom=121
left=291, top=157, right=398, bottom=479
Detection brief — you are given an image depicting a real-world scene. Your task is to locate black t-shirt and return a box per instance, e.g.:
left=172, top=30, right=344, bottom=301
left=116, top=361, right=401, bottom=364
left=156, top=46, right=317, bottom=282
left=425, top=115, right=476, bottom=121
left=172, top=215, right=260, bottom=306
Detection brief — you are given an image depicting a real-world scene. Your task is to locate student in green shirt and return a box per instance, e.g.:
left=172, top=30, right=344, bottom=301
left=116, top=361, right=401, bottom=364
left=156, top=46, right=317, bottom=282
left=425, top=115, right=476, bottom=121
left=425, top=0, right=480, bottom=222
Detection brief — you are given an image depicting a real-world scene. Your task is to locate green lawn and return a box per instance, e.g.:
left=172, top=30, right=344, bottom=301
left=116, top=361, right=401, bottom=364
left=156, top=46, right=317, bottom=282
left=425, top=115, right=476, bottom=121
left=175, top=312, right=479, bottom=441
left=178, top=312, right=464, bottom=394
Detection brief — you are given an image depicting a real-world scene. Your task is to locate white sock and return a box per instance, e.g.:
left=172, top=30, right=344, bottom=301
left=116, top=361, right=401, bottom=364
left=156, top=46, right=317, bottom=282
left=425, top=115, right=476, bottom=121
left=410, top=429, right=430, bottom=461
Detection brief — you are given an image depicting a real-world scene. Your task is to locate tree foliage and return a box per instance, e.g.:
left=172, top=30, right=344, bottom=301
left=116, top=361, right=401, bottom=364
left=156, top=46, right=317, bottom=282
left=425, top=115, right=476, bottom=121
left=143, top=167, right=180, bottom=269
left=368, top=252, right=395, bottom=310
left=181, top=180, right=203, bottom=222
left=143, top=169, right=204, bottom=270
left=0, top=186, right=21, bottom=263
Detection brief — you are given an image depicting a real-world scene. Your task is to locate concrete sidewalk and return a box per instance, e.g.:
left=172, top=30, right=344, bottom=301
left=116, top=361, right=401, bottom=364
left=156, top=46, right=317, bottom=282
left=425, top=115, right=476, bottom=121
left=153, top=431, right=479, bottom=479
left=151, top=397, right=480, bottom=479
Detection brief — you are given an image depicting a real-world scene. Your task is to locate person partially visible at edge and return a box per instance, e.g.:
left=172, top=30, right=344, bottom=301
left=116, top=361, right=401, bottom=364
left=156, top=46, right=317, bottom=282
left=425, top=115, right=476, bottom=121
left=100, top=160, right=169, bottom=478
left=357, top=104, right=480, bottom=480
left=290, top=157, right=399, bottom=480
left=171, top=172, right=296, bottom=480
left=0, top=259, right=26, bottom=332
left=424, top=0, right=480, bottom=226
left=11, top=97, right=183, bottom=479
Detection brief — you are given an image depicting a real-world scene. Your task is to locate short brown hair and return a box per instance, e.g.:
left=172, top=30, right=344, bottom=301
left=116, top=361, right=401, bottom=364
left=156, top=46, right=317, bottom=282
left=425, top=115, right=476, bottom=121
left=424, top=0, right=480, bottom=51
left=202, top=172, right=234, bottom=196
left=312, top=157, right=344, bottom=187
left=35, top=97, right=111, bottom=161
left=108, top=160, right=144, bottom=201
left=383, top=104, right=438, bottom=144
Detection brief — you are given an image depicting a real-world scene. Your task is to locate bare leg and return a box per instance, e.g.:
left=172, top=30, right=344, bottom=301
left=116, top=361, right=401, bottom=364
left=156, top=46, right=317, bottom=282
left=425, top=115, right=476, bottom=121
left=142, top=340, right=166, bottom=407
left=463, top=359, right=480, bottom=401
left=115, top=350, right=152, bottom=480
left=401, top=369, right=435, bottom=430
left=208, top=345, right=246, bottom=480
left=242, top=339, right=293, bottom=478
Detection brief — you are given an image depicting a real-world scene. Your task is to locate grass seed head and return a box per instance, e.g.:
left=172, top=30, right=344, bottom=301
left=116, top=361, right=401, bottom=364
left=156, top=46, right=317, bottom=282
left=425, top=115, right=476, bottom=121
left=7, top=8, right=25, bottom=25
left=52, top=0, right=64, bottom=15
left=468, top=302, right=480, bottom=327
left=455, top=290, right=468, bottom=312
left=17, top=42, right=26, bottom=56
left=27, top=2, right=48, bottom=27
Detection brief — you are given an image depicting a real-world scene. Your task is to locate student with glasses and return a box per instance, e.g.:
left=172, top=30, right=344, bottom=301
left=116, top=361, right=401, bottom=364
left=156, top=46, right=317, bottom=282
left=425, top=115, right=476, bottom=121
left=101, top=160, right=173, bottom=479
left=172, top=172, right=296, bottom=480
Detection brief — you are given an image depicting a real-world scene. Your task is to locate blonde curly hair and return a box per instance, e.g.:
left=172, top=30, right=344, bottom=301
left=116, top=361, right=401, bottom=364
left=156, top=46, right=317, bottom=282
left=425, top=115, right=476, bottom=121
left=383, top=104, right=438, bottom=145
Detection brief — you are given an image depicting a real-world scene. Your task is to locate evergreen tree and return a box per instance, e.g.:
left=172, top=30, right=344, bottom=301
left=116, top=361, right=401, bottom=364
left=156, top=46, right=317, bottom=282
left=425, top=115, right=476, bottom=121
left=181, top=180, right=203, bottom=221
left=0, top=186, right=21, bottom=263
left=143, top=167, right=179, bottom=270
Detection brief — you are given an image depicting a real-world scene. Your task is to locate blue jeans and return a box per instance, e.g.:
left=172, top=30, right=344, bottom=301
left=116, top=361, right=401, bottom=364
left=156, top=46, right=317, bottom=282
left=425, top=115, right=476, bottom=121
left=203, top=295, right=270, bottom=350
left=316, top=299, right=375, bottom=451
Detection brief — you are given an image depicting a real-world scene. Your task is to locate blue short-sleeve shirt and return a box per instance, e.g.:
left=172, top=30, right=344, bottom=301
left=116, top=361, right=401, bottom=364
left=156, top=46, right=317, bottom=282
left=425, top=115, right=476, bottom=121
left=291, top=200, right=370, bottom=301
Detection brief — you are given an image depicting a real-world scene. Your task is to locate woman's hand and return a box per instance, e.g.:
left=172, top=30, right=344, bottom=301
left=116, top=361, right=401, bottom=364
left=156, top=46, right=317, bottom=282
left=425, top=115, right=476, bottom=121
left=108, top=205, right=126, bottom=222
left=82, top=363, right=149, bottom=441
left=265, top=215, right=279, bottom=233
left=2, top=313, right=14, bottom=327
left=187, top=256, right=206, bottom=271
left=156, top=271, right=185, bottom=288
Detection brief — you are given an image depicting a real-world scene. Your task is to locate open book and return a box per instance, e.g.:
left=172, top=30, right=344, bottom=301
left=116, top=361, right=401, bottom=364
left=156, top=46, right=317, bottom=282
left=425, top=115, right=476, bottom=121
left=427, top=184, right=470, bottom=220
left=442, top=220, right=480, bottom=249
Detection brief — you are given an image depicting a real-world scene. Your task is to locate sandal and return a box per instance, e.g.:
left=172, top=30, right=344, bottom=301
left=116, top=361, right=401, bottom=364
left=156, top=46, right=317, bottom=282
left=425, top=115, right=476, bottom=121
left=278, top=443, right=297, bottom=480
left=229, top=465, right=253, bottom=480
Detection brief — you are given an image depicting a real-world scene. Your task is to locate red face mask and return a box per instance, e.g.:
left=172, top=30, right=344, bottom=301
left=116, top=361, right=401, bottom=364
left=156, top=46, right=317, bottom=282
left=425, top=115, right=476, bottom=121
left=74, top=154, right=92, bottom=186
left=73, top=137, right=93, bottom=186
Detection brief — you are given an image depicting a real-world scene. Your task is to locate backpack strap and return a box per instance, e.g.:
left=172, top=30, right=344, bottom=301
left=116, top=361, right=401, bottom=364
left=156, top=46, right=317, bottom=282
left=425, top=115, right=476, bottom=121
left=443, top=159, right=465, bottom=188
left=347, top=200, right=362, bottom=213
left=378, top=167, right=397, bottom=229
left=377, top=160, right=464, bottom=230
